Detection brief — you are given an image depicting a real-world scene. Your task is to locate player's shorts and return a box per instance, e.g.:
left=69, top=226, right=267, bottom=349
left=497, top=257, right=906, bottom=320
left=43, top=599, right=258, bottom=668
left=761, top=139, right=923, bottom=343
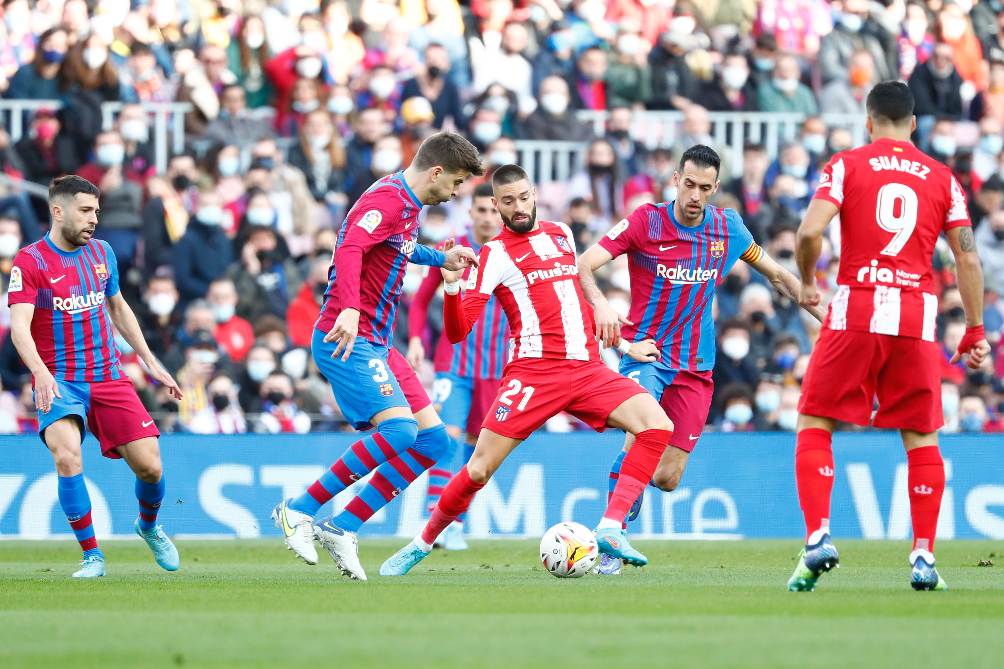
left=312, top=329, right=432, bottom=430
left=37, top=377, right=159, bottom=458
left=432, top=372, right=502, bottom=436
left=619, top=357, right=714, bottom=453
left=799, top=327, right=942, bottom=433
left=481, top=358, right=648, bottom=440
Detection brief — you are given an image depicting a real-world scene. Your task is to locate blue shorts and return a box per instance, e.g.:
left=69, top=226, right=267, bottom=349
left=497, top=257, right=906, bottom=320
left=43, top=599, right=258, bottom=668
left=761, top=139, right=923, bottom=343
left=312, top=330, right=430, bottom=430
left=431, top=372, right=501, bottom=436
left=619, top=357, right=714, bottom=453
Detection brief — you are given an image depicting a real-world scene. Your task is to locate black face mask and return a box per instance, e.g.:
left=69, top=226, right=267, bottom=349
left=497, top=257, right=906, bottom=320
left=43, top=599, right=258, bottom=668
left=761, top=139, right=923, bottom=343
left=211, top=393, right=230, bottom=411
left=257, top=249, right=278, bottom=266
left=777, top=249, right=795, bottom=260
left=255, top=156, right=275, bottom=171
left=946, top=306, right=966, bottom=321
left=994, top=228, right=1004, bottom=242
left=609, top=129, right=630, bottom=140
left=750, top=310, right=767, bottom=325
left=427, top=65, right=443, bottom=79
left=588, top=163, right=614, bottom=176
left=171, top=175, right=192, bottom=191
left=266, top=391, right=288, bottom=406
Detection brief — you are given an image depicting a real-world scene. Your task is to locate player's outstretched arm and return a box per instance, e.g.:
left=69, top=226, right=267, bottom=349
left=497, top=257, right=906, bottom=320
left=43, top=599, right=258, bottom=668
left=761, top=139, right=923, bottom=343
left=577, top=243, right=631, bottom=347
left=9, top=303, right=61, bottom=413
left=946, top=226, right=991, bottom=369
left=795, top=198, right=839, bottom=308
left=747, top=250, right=825, bottom=323
left=107, top=293, right=183, bottom=400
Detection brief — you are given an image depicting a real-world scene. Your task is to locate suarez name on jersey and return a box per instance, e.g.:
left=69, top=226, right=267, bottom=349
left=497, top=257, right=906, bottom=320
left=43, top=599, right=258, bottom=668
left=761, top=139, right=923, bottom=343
left=814, top=137, right=971, bottom=341
left=7, top=236, right=123, bottom=382
left=599, top=202, right=761, bottom=371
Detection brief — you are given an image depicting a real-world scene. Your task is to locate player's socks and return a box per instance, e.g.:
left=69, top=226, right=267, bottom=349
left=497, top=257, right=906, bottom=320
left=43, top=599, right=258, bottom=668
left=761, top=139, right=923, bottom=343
left=424, top=431, right=458, bottom=515
left=794, top=428, right=834, bottom=542
left=420, top=466, right=485, bottom=546
left=288, top=417, right=418, bottom=516
left=58, top=473, right=103, bottom=558
left=135, top=477, right=165, bottom=532
left=606, top=450, right=628, bottom=529
left=333, top=424, right=449, bottom=532
left=601, top=429, right=671, bottom=524
left=906, top=445, right=945, bottom=553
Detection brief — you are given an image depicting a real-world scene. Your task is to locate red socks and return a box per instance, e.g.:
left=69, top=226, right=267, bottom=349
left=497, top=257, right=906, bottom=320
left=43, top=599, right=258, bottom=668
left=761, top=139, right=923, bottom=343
left=907, top=445, right=945, bottom=552
left=795, top=428, right=834, bottom=542
left=421, top=466, right=485, bottom=546
left=602, top=429, right=671, bottom=523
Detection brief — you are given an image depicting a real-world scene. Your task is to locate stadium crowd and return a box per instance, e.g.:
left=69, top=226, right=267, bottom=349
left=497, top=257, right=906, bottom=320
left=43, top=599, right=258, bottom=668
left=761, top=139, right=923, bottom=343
left=0, top=0, right=1002, bottom=435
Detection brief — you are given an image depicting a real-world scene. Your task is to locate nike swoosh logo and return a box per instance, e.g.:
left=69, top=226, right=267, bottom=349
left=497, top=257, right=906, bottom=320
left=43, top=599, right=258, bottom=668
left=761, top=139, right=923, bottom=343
left=659, top=245, right=677, bottom=252
left=279, top=505, right=296, bottom=538
left=142, top=420, right=155, bottom=428
left=320, top=521, right=344, bottom=535
left=50, top=275, right=66, bottom=284
left=689, top=434, right=700, bottom=441
left=515, top=252, right=532, bottom=262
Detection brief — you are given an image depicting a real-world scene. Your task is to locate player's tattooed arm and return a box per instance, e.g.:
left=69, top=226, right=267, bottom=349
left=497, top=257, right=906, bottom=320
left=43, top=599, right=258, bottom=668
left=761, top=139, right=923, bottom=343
left=946, top=225, right=986, bottom=330
left=958, top=227, right=976, bottom=252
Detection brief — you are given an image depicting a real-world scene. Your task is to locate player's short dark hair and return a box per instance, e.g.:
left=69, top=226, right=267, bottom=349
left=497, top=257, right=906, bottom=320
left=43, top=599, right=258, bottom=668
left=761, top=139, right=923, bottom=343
left=413, top=132, right=485, bottom=176
left=473, top=182, right=495, bottom=199
left=679, top=144, right=721, bottom=176
left=866, top=81, right=915, bottom=125
left=48, top=175, right=99, bottom=204
left=492, top=163, right=530, bottom=190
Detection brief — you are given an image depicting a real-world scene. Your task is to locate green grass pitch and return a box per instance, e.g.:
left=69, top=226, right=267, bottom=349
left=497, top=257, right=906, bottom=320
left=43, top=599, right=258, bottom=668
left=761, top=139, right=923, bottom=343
left=1, top=539, right=1003, bottom=668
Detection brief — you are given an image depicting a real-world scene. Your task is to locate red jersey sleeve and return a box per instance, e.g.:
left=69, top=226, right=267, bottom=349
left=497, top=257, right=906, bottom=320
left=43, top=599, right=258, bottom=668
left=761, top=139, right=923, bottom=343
left=597, top=205, right=647, bottom=258
left=6, top=251, right=39, bottom=307
left=334, top=198, right=404, bottom=310
left=407, top=266, right=442, bottom=339
left=813, top=154, right=847, bottom=210
left=443, top=241, right=504, bottom=343
left=944, top=174, right=971, bottom=231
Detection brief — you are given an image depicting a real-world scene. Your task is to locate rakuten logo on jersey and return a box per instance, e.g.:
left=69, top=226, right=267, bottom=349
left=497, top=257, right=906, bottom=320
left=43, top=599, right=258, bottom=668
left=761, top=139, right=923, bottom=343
left=856, top=260, right=921, bottom=288
left=52, top=291, right=105, bottom=314
left=656, top=264, right=719, bottom=285
left=526, top=264, right=578, bottom=284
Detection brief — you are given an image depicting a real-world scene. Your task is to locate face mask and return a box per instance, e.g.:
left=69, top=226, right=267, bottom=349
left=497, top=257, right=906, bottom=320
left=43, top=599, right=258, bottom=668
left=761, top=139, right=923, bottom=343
left=328, top=95, right=354, bottom=115
left=247, top=360, right=275, bottom=383
left=42, top=49, right=65, bottom=64
left=147, top=293, right=176, bottom=317
left=540, top=93, right=569, bottom=115
left=292, top=100, right=319, bottom=114
left=755, top=390, right=781, bottom=413
left=755, top=57, right=775, bottom=71
left=191, top=349, right=219, bottom=365
left=777, top=409, right=799, bottom=431
left=670, top=16, right=696, bottom=34
left=802, top=133, right=826, bottom=155
left=427, top=64, right=444, bottom=79
left=309, top=132, right=332, bottom=150
left=246, top=206, right=274, bottom=226
left=372, top=149, right=402, bottom=174
left=725, top=403, right=753, bottom=425
left=840, top=13, right=864, bottom=32
left=722, top=65, right=748, bottom=90
left=472, top=122, right=502, bottom=145
left=211, top=393, right=231, bottom=411
left=245, top=32, right=265, bottom=49
left=981, top=135, right=1004, bottom=156
left=490, top=149, right=517, bottom=166
left=84, top=47, right=107, bottom=70
left=120, top=119, right=149, bottom=143
left=960, top=412, right=985, bottom=432
left=906, top=20, right=927, bottom=44
left=218, top=156, right=241, bottom=176
left=942, top=19, right=966, bottom=41
left=282, top=349, right=309, bottom=380
left=96, top=144, right=125, bottom=167
left=423, top=224, right=451, bottom=243
left=0, top=233, right=20, bottom=258
left=773, top=77, right=799, bottom=94
left=172, top=174, right=193, bottom=191
left=296, top=57, right=323, bottom=79
left=942, top=391, right=960, bottom=418
left=750, top=310, right=768, bottom=325
left=266, top=390, right=288, bottom=406
left=721, top=336, right=750, bottom=360
left=775, top=351, right=798, bottom=370
left=782, top=163, right=809, bottom=179
left=211, top=303, right=235, bottom=323
left=617, top=35, right=641, bottom=56
left=35, top=122, right=57, bottom=142
left=483, top=96, right=509, bottom=115
left=369, top=76, right=397, bottom=99
left=302, top=32, right=328, bottom=53
left=198, top=206, right=225, bottom=226
left=114, top=333, right=134, bottom=355
left=931, top=135, right=957, bottom=157
left=994, top=228, right=1004, bottom=242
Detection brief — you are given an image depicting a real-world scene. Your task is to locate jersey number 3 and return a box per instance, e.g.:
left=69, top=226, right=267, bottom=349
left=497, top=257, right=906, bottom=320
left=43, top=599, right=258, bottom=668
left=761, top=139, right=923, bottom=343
left=876, top=182, right=918, bottom=257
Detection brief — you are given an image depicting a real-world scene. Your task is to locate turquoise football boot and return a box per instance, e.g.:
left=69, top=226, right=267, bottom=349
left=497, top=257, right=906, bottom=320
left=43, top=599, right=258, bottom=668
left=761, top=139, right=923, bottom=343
left=380, top=540, right=431, bottom=576
left=594, top=527, right=648, bottom=566
left=72, top=553, right=105, bottom=578
left=134, top=518, right=180, bottom=572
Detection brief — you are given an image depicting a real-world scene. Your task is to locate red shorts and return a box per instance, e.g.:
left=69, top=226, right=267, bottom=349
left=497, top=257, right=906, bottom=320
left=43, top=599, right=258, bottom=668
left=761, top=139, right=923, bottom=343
left=799, top=328, right=942, bottom=433
left=481, top=359, right=648, bottom=440
left=658, top=371, right=714, bottom=453
left=387, top=347, right=433, bottom=414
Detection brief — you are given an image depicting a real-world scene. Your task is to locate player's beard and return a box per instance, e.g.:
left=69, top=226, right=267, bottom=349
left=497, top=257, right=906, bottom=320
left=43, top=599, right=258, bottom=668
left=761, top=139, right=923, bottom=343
left=63, top=224, right=93, bottom=248
left=502, top=205, right=536, bottom=234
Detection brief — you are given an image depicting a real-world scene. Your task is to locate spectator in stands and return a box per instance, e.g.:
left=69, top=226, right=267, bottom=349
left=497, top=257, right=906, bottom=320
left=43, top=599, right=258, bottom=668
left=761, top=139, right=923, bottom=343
left=230, top=226, right=302, bottom=322
left=254, top=315, right=291, bottom=356
left=59, top=32, right=121, bottom=102
left=401, top=43, right=465, bottom=129
left=288, top=108, right=347, bottom=204
left=648, top=28, right=701, bottom=110
left=347, top=134, right=403, bottom=207
left=757, top=54, right=818, bottom=115
left=344, top=108, right=389, bottom=194
left=175, top=329, right=224, bottom=431
left=818, top=0, right=896, bottom=86
left=724, top=142, right=770, bottom=236
left=356, top=64, right=403, bottom=125
left=173, top=188, right=235, bottom=306
left=605, top=106, right=646, bottom=176
left=971, top=59, right=1004, bottom=126
left=776, top=385, right=801, bottom=432
left=714, top=320, right=761, bottom=390
left=755, top=0, right=830, bottom=58
left=115, top=104, right=156, bottom=185
left=187, top=373, right=248, bottom=435
left=718, top=383, right=756, bottom=432
left=606, top=26, right=652, bottom=108
left=6, top=26, right=67, bottom=101
left=899, top=1, right=935, bottom=80
left=977, top=209, right=1004, bottom=294
left=470, top=83, right=520, bottom=138
left=12, top=110, right=76, bottom=190
left=571, top=46, right=610, bottom=111
left=227, top=13, right=274, bottom=109
left=138, top=270, right=181, bottom=361
left=141, top=152, right=199, bottom=276
left=701, top=52, right=759, bottom=112
left=797, top=117, right=829, bottom=164
left=120, top=43, right=169, bottom=104
left=470, top=19, right=535, bottom=116
left=204, top=83, right=272, bottom=147
left=959, top=394, right=989, bottom=433
left=927, top=117, right=959, bottom=164
left=569, top=138, right=623, bottom=232
left=398, top=96, right=440, bottom=165
left=984, top=8, right=1004, bottom=64
left=266, top=41, right=328, bottom=132
left=909, top=42, right=964, bottom=125
left=753, top=374, right=784, bottom=430
left=971, top=175, right=1004, bottom=224
left=287, top=253, right=329, bottom=348
left=278, top=76, right=326, bottom=137
left=238, top=344, right=277, bottom=410
left=672, top=104, right=732, bottom=182
left=937, top=1, right=986, bottom=91
left=253, top=371, right=312, bottom=434
left=819, top=49, right=876, bottom=115
left=207, top=277, right=254, bottom=363
left=765, top=142, right=815, bottom=211
left=465, top=106, right=504, bottom=153
left=748, top=33, right=780, bottom=90
left=247, top=138, right=315, bottom=244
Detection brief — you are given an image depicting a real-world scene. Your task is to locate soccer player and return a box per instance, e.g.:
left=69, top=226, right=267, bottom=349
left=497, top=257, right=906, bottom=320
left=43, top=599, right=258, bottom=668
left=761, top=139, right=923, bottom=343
left=577, top=144, right=824, bottom=575
left=272, top=132, right=483, bottom=580
left=380, top=164, right=677, bottom=577
left=789, top=81, right=990, bottom=591
left=7, top=175, right=184, bottom=578
left=406, top=182, right=507, bottom=551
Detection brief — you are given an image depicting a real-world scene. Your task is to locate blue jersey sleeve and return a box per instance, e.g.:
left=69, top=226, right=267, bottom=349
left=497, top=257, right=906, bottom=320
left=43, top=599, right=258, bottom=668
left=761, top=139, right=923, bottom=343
left=102, top=242, right=120, bottom=297
left=407, top=244, right=446, bottom=267
left=725, top=210, right=759, bottom=269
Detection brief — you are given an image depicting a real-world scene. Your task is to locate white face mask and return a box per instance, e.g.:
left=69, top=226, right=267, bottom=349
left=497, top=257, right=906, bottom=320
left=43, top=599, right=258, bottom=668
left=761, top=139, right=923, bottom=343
left=782, top=162, right=809, bottom=179
left=372, top=149, right=402, bottom=174
left=724, top=403, right=753, bottom=426
left=490, top=149, right=517, bottom=166
left=980, top=134, right=1003, bottom=156
left=0, top=232, right=20, bottom=258
left=281, top=348, right=309, bottom=380
left=247, top=359, right=275, bottom=383
left=423, top=224, right=451, bottom=242
left=96, top=143, right=125, bottom=167
left=191, top=349, right=219, bottom=365
left=777, top=408, right=799, bottom=431
left=292, top=99, right=319, bottom=114
left=246, top=206, right=274, bottom=226
left=472, top=122, right=502, bottom=145
left=328, top=95, right=354, bottom=115
left=670, top=16, right=696, bottom=34
left=369, top=76, right=397, bottom=99
left=802, top=133, right=827, bottom=155
left=218, top=156, right=241, bottom=177
left=483, top=95, right=510, bottom=115
left=840, top=13, right=864, bottom=32
left=120, top=119, right=149, bottom=143
left=930, top=135, right=957, bottom=156
left=540, top=93, right=569, bottom=115
left=245, top=32, right=265, bottom=49
left=309, top=132, right=332, bottom=150
left=720, top=336, right=750, bottom=360
left=198, top=206, right=225, bottom=226
left=211, top=303, right=235, bottom=323
left=721, top=65, right=749, bottom=90
left=147, top=293, right=176, bottom=316
left=84, top=47, right=107, bottom=69
left=773, top=77, right=799, bottom=94
left=755, top=390, right=781, bottom=413
left=296, top=57, right=322, bottom=79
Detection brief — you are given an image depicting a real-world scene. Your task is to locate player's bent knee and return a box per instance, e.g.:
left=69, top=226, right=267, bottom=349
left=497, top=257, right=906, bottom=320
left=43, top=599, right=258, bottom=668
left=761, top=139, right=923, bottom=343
left=52, top=449, right=83, bottom=476
left=465, top=458, right=495, bottom=484
left=133, top=461, right=163, bottom=482
left=652, top=470, right=681, bottom=492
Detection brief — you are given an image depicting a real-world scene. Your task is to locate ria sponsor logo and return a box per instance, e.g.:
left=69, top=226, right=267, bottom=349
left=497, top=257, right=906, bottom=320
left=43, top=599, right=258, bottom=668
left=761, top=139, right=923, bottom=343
left=656, top=264, right=719, bottom=285
left=526, top=263, right=577, bottom=284
left=856, top=260, right=921, bottom=287
left=52, top=291, right=105, bottom=314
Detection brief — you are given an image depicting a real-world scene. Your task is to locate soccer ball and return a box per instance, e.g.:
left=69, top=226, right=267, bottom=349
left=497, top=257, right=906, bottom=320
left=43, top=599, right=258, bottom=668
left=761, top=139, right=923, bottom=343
left=539, top=521, right=599, bottom=578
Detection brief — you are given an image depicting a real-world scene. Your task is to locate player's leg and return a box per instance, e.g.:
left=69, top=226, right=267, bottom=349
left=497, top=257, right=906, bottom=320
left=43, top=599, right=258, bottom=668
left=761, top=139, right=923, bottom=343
left=422, top=373, right=470, bottom=547
left=117, top=437, right=179, bottom=572
left=902, top=430, right=948, bottom=590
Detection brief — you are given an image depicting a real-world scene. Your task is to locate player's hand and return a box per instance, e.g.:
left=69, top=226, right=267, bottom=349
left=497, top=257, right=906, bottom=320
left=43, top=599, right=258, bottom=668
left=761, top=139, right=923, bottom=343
left=950, top=325, right=991, bottom=370
left=627, top=339, right=660, bottom=363
left=439, top=239, right=465, bottom=283
left=799, top=282, right=821, bottom=308
left=146, top=357, right=184, bottom=401
left=33, top=368, right=61, bottom=414
left=325, top=308, right=359, bottom=361
left=406, top=336, right=425, bottom=370
left=443, top=244, right=478, bottom=272
left=594, top=299, right=633, bottom=348
left=806, top=304, right=826, bottom=323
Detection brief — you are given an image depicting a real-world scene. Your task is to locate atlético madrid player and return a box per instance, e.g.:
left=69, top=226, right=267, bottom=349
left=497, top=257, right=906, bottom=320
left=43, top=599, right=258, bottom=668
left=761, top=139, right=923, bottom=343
left=381, top=164, right=677, bottom=577
left=790, top=81, right=990, bottom=591
left=8, top=175, right=184, bottom=578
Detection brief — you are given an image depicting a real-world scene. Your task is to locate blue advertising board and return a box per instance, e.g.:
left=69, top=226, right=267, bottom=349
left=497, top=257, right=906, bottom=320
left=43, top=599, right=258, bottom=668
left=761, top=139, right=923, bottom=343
left=0, top=432, right=1001, bottom=540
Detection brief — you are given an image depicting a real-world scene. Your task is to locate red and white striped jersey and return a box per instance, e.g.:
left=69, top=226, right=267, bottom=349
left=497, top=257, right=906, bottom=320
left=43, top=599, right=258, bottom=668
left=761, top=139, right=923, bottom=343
left=443, top=220, right=599, bottom=365
left=813, top=138, right=971, bottom=342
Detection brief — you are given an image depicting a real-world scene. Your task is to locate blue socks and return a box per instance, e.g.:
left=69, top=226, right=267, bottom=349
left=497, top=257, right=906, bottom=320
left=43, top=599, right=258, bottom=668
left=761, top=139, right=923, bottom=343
left=58, top=473, right=102, bottom=558
left=136, top=477, right=166, bottom=532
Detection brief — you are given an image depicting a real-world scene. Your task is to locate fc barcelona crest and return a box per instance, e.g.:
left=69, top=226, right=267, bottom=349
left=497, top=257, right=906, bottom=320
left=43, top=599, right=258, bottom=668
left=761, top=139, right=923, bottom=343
left=554, top=235, right=572, bottom=254
left=709, top=240, right=725, bottom=259
left=495, top=405, right=511, bottom=422
left=379, top=383, right=395, bottom=397
left=94, top=263, right=107, bottom=277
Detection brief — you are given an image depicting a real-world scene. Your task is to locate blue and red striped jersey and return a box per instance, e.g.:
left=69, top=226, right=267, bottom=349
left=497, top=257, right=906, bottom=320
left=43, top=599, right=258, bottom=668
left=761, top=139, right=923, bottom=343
left=8, top=236, right=124, bottom=382
left=599, top=202, right=760, bottom=371
left=408, top=233, right=508, bottom=379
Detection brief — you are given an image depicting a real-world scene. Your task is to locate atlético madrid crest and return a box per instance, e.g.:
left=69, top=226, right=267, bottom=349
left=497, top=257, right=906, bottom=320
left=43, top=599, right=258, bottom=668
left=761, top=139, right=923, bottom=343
left=553, top=235, right=572, bottom=253
left=495, top=406, right=511, bottom=422
left=709, top=240, right=725, bottom=259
